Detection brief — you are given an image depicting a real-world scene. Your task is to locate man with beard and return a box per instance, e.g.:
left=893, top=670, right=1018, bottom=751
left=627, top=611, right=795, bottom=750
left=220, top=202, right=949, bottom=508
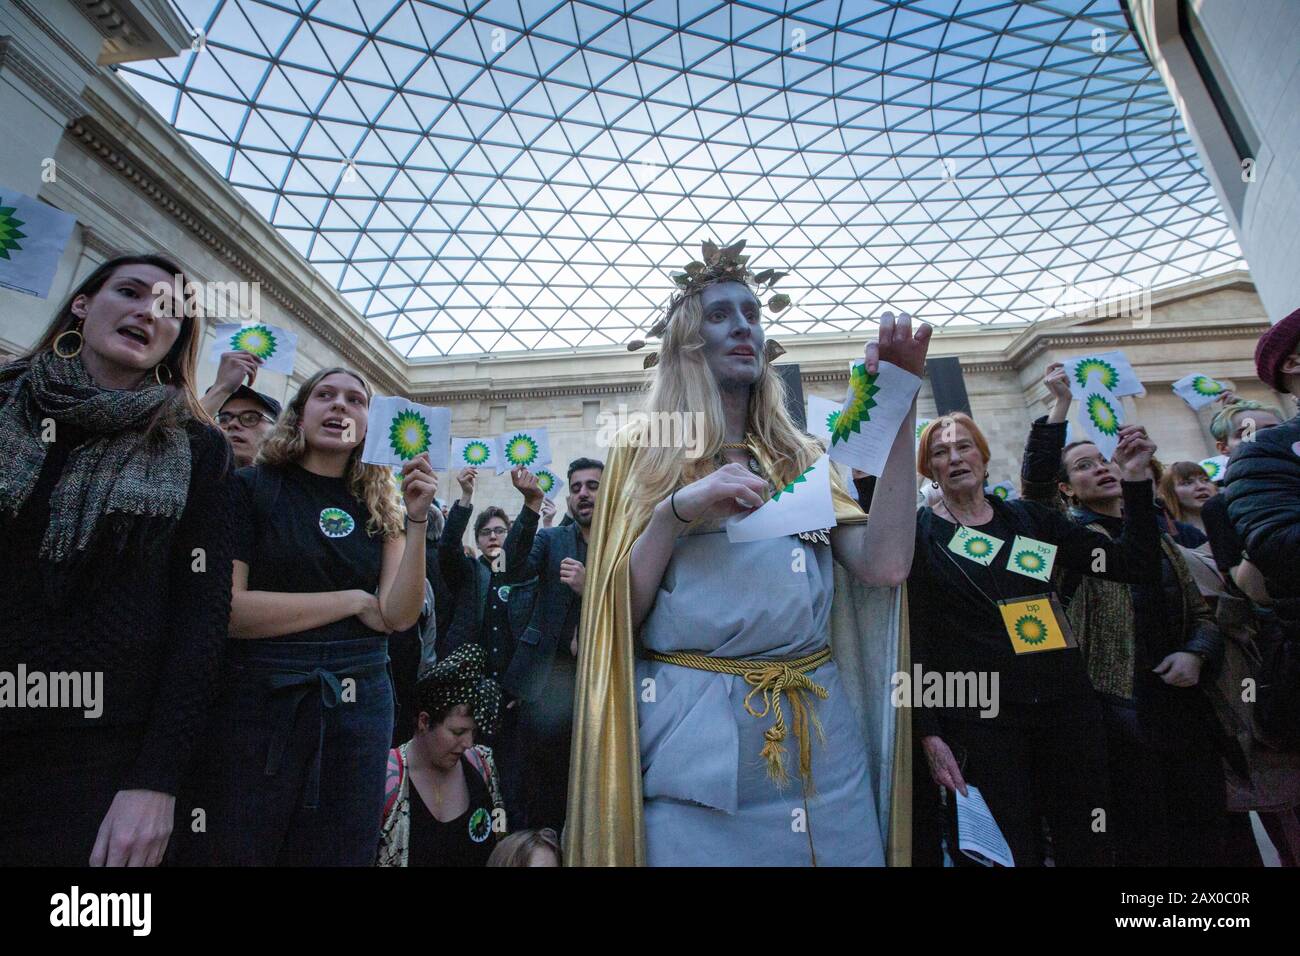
left=504, top=457, right=603, bottom=831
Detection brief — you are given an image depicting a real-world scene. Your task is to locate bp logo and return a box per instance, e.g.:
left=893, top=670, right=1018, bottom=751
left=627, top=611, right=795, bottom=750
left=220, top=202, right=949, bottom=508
left=1012, top=549, right=1045, bottom=574
left=536, top=469, right=556, bottom=495
left=1192, top=375, right=1224, bottom=397
left=496, top=584, right=512, bottom=601
left=963, top=536, right=995, bottom=560
left=1086, top=393, right=1120, bottom=437
left=468, top=807, right=491, bottom=843
left=319, top=507, right=355, bottom=538
left=230, top=324, right=277, bottom=360
left=831, top=365, right=881, bottom=445
left=389, top=409, right=431, bottom=460
left=504, top=433, right=539, bottom=467
left=0, top=200, right=27, bottom=259
left=1073, top=358, right=1118, bottom=391
left=461, top=440, right=491, bottom=466
left=771, top=463, right=811, bottom=502
left=991, top=485, right=1010, bottom=499
left=1201, top=459, right=1222, bottom=480
left=1014, top=614, right=1049, bottom=645
left=826, top=410, right=840, bottom=434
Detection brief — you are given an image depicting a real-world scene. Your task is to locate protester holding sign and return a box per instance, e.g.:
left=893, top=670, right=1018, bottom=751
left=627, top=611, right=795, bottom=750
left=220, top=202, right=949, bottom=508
left=175, top=366, right=435, bottom=866
left=911, top=409, right=1162, bottom=866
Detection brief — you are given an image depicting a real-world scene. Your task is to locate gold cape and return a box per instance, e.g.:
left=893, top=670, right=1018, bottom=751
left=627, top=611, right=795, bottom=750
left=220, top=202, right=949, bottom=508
left=564, top=432, right=912, bottom=866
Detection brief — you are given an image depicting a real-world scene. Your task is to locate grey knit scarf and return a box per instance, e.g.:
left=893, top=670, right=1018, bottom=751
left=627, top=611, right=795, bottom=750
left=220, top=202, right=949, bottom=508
left=0, top=349, right=191, bottom=562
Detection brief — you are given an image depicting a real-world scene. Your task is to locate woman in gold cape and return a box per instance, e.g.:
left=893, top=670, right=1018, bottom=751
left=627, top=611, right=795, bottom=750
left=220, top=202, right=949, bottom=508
left=563, top=244, right=927, bottom=865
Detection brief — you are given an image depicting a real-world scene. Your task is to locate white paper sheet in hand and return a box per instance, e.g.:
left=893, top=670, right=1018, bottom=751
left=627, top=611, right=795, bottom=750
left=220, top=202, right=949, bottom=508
left=1063, top=350, right=1143, bottom=397
left=498, top=427, right=552, bottom=472
left=0, top=183, right=77, bottom=299
left=806, top=394, right=842, bottom=445
left=361, top=396, right=451, bottom=468
left=451, top=436, right=500, bottom=471
left=208, top=322, right=298, bottom=374
left=826, top=360, right=921, bottom=476
left=727, top=454, right=837, bottom=543
left=1077, top=378, right=1125, bottom=460
left=956, top=785, right=1014, bottom=867
left=1171, top=372, right=1229, bottom=410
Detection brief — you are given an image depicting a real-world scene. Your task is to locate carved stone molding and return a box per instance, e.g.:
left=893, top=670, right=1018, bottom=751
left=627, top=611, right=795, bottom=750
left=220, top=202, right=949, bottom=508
left=65, top=115, right=406, bottom=396
left=8, top=0, right=99, bottom=74
left=0, top=36, right=88, bottom=120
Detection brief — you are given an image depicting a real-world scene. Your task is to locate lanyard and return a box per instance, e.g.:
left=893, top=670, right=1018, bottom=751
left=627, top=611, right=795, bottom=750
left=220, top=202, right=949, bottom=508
left=932, top=507, right=1010, bottom=608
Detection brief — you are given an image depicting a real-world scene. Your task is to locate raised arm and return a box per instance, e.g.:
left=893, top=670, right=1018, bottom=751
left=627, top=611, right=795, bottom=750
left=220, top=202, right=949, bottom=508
left=503, top=466, right=543, bottom=580
left=377, top=452, right=438, bottom=633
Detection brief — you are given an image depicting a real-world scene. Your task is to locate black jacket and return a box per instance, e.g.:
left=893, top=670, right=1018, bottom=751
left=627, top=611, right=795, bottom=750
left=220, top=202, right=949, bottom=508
left=436, top=501, right=537, bottom=662
left=502, top=521, right=585, bottom=702
left=1224, top=412, right=1300, bottom=630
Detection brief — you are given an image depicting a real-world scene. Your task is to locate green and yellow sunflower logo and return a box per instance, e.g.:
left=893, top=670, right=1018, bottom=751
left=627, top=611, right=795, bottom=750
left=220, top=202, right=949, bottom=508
left=461, top=440, right=491, bottom=466
left=771, top=463, right=811, bottom=502
left=826, top=410, right=840, bottom=434
left=1073, top=358, right=1119, bottom=391
left=992, top=485, right=1010, bottom=499
left=467, top=807, right=492, bottom=843
left=319, top=507, right=355, bottom=538
left=963, top=535, right=995, bottom=559
left=0, top=200, right=27, bottom=260
left=230, top=324, right=278, bottom=360
left=1013, top=549, right=1045, bottom=574
left=1201, top=458, right=1222, bottom=480
left=388, top=409, right=431, bottom=460
left=1192, top=375, right=1224, bottom=397
left=536, top=468, right=557, bottom=495
left=504, top=433, right=539, bottom=467
left=1014, top=614, right=1049, bottom=645
left=831, top=365, right=881, bottom=445
left=1086, top=393, right=1120, bottom=437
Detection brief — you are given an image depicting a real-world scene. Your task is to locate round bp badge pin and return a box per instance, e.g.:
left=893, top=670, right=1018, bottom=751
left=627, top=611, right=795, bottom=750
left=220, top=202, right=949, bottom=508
left=319, top=507, right=355, bottom=538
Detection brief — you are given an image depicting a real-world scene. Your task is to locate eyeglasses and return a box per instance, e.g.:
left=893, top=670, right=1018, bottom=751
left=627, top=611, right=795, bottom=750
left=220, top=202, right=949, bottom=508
left=477, top=527, right=508, bottom=538
left=218, top=411, right=274, bottom=428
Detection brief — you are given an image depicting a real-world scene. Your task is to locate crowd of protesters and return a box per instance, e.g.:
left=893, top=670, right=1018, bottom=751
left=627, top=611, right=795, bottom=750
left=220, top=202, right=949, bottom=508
left=1, top=253, right=1297, bottom=867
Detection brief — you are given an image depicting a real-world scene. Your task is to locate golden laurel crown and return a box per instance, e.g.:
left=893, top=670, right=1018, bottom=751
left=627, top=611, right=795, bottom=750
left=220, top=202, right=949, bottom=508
left=627, top=238, right=792, bottom=368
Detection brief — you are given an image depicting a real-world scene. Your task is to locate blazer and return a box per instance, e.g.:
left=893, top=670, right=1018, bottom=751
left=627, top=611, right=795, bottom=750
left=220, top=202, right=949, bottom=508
left=503, top=520, right=584, bottom=702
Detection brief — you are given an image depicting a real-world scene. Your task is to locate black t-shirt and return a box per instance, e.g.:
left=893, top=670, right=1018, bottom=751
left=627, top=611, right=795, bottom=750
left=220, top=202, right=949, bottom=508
left=407, top=755, right=497, bottom=867
left=232, top=462, right=384, bottom=642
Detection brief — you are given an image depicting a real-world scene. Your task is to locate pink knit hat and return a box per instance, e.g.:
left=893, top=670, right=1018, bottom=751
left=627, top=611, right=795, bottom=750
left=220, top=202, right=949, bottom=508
left=1255, top=306, right=1300, bottom=390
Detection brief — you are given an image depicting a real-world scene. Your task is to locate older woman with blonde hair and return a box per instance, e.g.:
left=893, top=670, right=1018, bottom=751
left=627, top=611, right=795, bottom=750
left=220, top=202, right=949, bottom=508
left=908, top=409, right=1162, bottom=866
left=177, top=366, right=436, bottom=866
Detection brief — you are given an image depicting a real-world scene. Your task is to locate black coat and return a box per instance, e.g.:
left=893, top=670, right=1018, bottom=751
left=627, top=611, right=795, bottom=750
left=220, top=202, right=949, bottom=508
left=502, top=521, right=584, bottom=702
left=1224, top=413, right=1300, bottom=630
left=436, top=501, right=537, bottom=662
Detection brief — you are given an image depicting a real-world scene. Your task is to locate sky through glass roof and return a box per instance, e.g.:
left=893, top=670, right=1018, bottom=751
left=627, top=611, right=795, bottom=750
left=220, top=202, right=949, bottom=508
left=120, top=0, right=1244, bottom=359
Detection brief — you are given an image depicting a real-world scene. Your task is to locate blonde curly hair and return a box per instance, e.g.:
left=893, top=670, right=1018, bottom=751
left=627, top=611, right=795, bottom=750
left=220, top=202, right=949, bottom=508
left=257, top=366, right=404, bottom=539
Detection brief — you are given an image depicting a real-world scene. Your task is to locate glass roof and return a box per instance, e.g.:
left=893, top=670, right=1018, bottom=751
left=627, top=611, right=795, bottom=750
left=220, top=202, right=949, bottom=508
left=120, top=0, right=1244, bottom=359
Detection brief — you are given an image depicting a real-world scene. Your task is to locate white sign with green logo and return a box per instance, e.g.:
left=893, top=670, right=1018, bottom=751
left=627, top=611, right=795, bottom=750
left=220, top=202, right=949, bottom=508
left=361, top=396, right=451, bottom=468
left=208, top=322, right=298, bottom=374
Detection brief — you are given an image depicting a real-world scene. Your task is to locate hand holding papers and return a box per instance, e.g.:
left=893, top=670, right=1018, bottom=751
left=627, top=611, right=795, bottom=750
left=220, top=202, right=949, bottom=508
left=727, top=454, right=837, bottom=543
left=955, top=785, right=1014, bottom=867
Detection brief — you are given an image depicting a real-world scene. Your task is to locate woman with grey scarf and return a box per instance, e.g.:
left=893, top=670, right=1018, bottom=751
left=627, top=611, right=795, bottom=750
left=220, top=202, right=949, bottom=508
left=0, top=254, right=235, bottom=866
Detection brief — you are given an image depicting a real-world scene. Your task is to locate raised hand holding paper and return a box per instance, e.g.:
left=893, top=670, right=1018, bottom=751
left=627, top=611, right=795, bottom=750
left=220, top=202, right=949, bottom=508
left=1172, top=372, right=1229, bottom=410
left=209, top=322, right=298, bottom=374
left=1064, top=350, right=1143, bottom=397
left=362, top=396, right=451, bottom=469
left=452, top=436, right=500, bottom=471
left=826, top=360, right=921, bottom=476
left=726, top=454, right=837, bottom=544
left=1077, top=378, right=1124, bottom=460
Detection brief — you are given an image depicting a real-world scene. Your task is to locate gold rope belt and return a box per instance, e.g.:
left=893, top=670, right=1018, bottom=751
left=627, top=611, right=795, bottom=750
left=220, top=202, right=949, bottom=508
left=644, top=646, right=832, bottom=790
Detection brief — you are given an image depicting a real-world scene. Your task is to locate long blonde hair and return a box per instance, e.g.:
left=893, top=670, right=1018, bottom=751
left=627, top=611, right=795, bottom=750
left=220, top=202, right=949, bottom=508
left=257, top=367, right=404, bottom=539
left=625, top=288, right=821, bottom=532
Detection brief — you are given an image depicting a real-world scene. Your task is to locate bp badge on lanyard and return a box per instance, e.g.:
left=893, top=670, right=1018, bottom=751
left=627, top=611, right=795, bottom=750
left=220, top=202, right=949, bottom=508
left=997, top=593, right=1076, bottom=655
left=1005, top=535, right=1057, bottom=582
left=947, top=526, right=1005, bottom=566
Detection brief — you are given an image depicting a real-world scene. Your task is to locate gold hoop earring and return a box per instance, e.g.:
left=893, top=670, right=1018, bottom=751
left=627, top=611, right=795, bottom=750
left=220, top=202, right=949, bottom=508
left=53, top=328, right=84, bottom=358
left=153, top=364, right=173, bottom=386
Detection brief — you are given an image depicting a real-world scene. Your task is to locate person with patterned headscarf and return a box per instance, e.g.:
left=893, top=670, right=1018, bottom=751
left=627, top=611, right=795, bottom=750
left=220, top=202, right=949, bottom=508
left=377, top=644, right=506, bottom=866
left=567, top=240, right=930, bottom=866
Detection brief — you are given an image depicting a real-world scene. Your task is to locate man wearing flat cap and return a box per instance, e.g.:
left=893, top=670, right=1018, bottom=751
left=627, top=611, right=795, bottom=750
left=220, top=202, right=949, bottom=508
left=201, top=350, right=281, bottom=467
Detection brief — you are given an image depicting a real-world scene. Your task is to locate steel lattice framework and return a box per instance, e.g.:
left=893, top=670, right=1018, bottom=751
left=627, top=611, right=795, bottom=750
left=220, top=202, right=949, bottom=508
left=120, top=0, right=1243, bottom=359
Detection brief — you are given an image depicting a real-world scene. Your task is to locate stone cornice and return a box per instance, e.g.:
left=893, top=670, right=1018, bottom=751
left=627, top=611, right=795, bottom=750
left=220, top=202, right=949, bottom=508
left=0, top=35, right=87, bottom=120
left=8, top=0, right=100, bottom=74
left=65, top=110, right=407, bottom=396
